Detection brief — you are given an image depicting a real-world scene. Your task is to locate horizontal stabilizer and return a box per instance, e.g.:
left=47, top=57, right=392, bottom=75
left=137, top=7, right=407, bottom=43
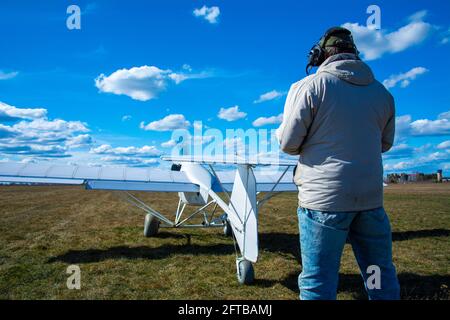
left=162, top=155, right=298, bottom=167
left=213, top=170, right=297, bottom=192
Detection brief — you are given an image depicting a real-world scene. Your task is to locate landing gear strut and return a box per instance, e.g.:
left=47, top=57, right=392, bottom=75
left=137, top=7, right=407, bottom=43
left=223, top=220, right=233, bottom=237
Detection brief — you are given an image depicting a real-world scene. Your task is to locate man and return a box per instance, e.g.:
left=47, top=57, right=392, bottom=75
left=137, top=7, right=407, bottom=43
left=277, top=27, right=400, bottom=300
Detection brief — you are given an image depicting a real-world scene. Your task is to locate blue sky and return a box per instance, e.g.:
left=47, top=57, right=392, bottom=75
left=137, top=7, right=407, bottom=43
left=1, top=0, right=450, bottom=175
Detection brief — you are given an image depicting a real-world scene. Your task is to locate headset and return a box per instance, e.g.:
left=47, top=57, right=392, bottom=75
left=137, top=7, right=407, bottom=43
left=306, top=27, right=358, bottom=75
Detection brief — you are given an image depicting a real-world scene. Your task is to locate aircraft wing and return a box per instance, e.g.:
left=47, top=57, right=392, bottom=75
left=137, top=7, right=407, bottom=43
left=0, top=162, right=199, bottom=192
left=0, top=161, right=297, bottom=193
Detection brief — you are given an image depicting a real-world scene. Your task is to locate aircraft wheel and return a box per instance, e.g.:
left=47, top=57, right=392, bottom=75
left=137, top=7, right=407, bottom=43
left=223, top=220, right=233, bottom=237
left=237, top=259, right=254, bottom=285
left=144, top=213, right=160, bottom=237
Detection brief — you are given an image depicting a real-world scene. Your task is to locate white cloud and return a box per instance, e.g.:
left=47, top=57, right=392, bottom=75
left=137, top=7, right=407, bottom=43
left=437, top=140, right=450, bottom=149
left=161, top=139, right=177, bottom=148
left=0, top=102, right=93, bottom=160
left=342, top=11, right=434, bottom=60
left=0, top=124, right=17, bottom=139
left=385, top=112, right=450, bottom=173
left=439, top=27, right=450, bottom=45
left=218, top=106, right=247, bottom=122
left=193, top=122, right=202, bottom=130
left=2, top=119, right=90, bottom=147
left=167, top=73, right=189, bottom=84
left=13, top=118, right=88, bottom=134
left=413, top=143, right=433, bottom=153
left=384, top=161, right=412, bottom=171
left=0, top=103, right=180, bottom=165
left=253, top=90, right=285, bottom=104
left=95, top=66, right=209, bottom=101
left=390, top=143, right=411, bottom=153
left=182, top=64, right=193, bottom=72
left=66, top=134, right=93, bottom=148
left=383, top=67, right=428, bottom=89
left=89, top=141, right=162, bottom=167
left=0, top=142, right=70, bottom=158
left=410, top=114, right=450, bottom=136
left=384, top=151, right=450, bottom=171
left=0, top=70, right=19, bottom=80
left=252, top=114, right=283, bottom=127
left=95, top=66, right=171, bottom=101
left=140, top=114, right=190, bottom=131
left=161, top=135, right=214, bottom=149
left=192, top=135, right=214, bottom=145
left=395, top=111, right=450, bottom=138
left=90, top=144, right=161, bottom=157
left=193, top=6, right=220, bottom=24
left=385, top=111, right=450, bottom=172
left=417, top=151, right=448, bottom=162
left=394, top=115, right=413, bottom=139
left=438, top=111, right=450, bottom=120
left=99, top=156, right=159, bottom=167
left=383, top=143, right=413, bottom=159
left=23, top=145, right=69, bottom=157
left=409, top=10, right=428, bottom=22
left=0, top=101, right=47, bottom=121
left=121, top=115, right=132, bottom=122
left=223, top=137, right=245, bottom=153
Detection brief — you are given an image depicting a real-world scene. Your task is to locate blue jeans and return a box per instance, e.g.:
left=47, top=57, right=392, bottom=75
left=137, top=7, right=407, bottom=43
left=297, top=206, right=400, bottom=300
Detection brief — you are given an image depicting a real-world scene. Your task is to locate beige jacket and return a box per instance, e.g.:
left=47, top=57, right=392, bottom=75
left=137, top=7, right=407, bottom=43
left=278, top=54, right=395, bottom=212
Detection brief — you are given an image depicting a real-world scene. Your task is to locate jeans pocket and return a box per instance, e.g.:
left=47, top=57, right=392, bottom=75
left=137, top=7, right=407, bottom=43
left=299, top=207, right=351, bottom=230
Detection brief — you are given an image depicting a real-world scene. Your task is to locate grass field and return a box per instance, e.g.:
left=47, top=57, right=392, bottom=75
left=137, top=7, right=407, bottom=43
left=0, top=183, right=449, bottom=300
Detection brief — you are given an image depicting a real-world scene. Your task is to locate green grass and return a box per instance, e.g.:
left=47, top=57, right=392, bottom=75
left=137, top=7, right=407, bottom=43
left=0, top=184, right=449, bottom=300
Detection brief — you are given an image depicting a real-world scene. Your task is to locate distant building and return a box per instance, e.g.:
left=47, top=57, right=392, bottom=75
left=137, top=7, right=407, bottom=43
left=408, top=173, right=418, bottom=182
left=437, top=170, right=443, bottom=183
left=387, top=170, right=444, bottom=184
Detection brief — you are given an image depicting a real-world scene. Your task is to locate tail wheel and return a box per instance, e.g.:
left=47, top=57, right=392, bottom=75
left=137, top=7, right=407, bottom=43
left=144, top=213, right=160, bottom=237
left=237, top=259, right=254, bottom=285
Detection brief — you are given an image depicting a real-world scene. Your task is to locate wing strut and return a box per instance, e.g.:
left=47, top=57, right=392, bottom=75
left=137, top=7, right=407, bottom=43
left=257, top=165, right=292, bottom=209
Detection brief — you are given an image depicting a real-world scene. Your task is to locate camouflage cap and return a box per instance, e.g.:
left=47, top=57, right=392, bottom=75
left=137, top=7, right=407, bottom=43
left=319, top=27, right=355, bottom=48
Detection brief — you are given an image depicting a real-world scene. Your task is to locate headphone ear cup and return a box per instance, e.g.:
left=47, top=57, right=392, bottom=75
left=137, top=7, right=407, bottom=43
left=306, top=43, right=326, bottom=74
left=314, top=45, right=325, bottom=66
left=317, top=46, right=325, bottom=65
left=308, top=44, right=324, bottom=67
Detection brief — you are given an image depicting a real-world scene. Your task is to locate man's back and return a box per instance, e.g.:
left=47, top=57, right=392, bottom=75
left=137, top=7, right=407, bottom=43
left=280, top=27, right=400, bottom=301
left=279, top=53, right=395, bottom=212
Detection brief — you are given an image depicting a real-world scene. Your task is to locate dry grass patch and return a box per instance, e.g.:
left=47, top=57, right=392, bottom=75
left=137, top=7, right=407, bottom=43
left=0, top=184, right=449, bottom=299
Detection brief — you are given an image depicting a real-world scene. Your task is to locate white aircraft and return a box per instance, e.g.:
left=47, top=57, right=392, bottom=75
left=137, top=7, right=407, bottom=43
left=0, top=156, right=297, bottom=285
